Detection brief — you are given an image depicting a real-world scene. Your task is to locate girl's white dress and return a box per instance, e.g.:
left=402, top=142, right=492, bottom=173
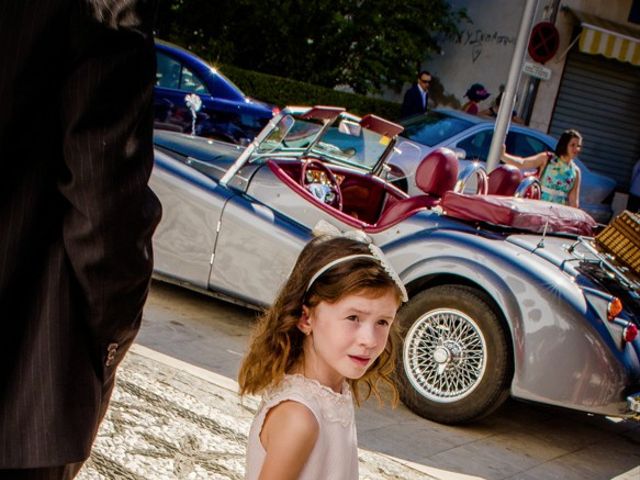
left=245, top=374, right=358, bottom=480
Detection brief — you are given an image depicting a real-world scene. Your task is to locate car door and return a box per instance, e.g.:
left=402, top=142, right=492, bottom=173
left=209, top=190, right=311, bottom=307
left=454, top=127, right=494, bottom=164
left=151, top=150, right=232, bottom=289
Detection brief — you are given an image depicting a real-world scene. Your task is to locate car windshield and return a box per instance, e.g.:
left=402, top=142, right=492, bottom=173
left=251, top=112, right=391, bottom=171
left=402, top=111, right=473, bottom=147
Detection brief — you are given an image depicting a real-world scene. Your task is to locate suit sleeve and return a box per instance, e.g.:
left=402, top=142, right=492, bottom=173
left=58, top=0, right=162, bottom=367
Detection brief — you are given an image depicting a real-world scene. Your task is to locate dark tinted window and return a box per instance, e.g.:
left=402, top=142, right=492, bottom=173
left=156, top=52, right=181, bottom=89
left=457, top=130, right=492, bottom=162
left=156, top=51, right=209, bottom=95
left=505, top=132, right=548, bottom=157
left=402, top=112, right=473, bottom=147
left=180, top=67, right=208, bottom=94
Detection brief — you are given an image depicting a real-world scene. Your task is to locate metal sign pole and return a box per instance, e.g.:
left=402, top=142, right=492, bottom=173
left=486, top=0, right=539, bottom=172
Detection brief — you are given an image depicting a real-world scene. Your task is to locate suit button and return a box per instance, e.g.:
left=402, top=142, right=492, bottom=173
left=105, top=343, right=119, bottom=367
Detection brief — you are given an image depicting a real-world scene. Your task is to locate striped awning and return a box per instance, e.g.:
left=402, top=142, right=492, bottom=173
left=570, top=10, right=640, bottom=66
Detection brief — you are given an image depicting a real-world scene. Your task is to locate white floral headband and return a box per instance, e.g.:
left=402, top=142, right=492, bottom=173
left=306, top=221, right=409, bottom=302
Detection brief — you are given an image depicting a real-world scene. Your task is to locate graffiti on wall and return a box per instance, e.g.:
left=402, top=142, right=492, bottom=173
left=454, top=29, right=516, bottom=62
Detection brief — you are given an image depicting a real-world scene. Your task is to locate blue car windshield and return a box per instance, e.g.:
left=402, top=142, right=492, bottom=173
left=402, top=112, right=473, bottom=147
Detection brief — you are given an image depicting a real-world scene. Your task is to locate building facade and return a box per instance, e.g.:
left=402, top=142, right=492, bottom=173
left=405, top=0, right=640, bottom=193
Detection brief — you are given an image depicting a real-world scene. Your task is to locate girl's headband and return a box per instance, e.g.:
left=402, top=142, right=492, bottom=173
left=306, top=222, right=409, bottom=302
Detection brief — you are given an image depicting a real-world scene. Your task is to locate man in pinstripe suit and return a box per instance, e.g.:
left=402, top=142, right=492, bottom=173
left=0, top=1, right=162, bottom=478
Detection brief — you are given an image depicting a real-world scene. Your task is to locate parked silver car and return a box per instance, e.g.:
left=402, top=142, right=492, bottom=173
left=152, top=106, right=639, bottom=424
left=389, top=109, right=617, bottom=223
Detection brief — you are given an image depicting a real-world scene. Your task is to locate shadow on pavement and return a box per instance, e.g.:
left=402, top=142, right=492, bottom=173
left=131, top=281, right=640, bottom=480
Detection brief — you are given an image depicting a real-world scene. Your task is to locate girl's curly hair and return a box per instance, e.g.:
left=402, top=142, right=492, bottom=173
left=238, top=236, right=402, bottom=405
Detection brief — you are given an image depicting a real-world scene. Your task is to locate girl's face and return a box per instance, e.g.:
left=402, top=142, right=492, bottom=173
left=298, top=288, right=399, bottom=392
left=566, top=137, right=582, bottom=159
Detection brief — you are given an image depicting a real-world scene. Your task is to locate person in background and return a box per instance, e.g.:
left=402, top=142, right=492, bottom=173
left=0, top=1, right=161, bottom=478
left=400, top=70, right=431, bottom=119
left=239, top=234, right=407, bottom=480
left=479, top=90, right=524, bottom=124
left=461, top=83, right=490, bottom=115
left=500, top=129, right=583, bottom=208
left=628, top=159, right=640, bottom=212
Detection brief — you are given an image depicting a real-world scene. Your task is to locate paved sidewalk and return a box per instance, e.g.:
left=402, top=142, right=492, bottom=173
left=124, top=283, right=640, bottom=480
left=77, top=345, right=440, bottom=479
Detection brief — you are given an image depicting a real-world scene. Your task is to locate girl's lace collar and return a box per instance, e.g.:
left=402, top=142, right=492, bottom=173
left=263, top=374, right=354, bottom=426
left=284, top=373, right=351, bottom=399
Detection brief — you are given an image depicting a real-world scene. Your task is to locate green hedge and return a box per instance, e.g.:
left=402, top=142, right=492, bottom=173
left=220, top=64, right=402, bottom=121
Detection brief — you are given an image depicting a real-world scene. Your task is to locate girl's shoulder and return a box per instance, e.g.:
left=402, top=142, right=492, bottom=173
left=260, top=399, right=320, bottom=447
left=262, top=374, right=354, bottom=427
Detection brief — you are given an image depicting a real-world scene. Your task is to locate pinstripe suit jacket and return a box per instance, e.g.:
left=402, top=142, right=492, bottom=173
left=0, top=0, right=161, bottom=468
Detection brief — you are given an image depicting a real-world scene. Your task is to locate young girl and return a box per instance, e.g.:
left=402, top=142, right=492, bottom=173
left=500, top=129, right=583, bottom=207
left=239, top=235, right=408, bottom=480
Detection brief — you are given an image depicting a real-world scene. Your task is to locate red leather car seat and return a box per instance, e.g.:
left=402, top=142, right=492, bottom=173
left=414, top=147, right=460, bottom=204
left=374, top=148, right=459, bottom=230
left=373, top=196, right=428, bottom=229
left=488, top=164, right=523, bottom=196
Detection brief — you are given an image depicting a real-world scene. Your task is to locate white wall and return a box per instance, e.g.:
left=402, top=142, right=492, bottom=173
left=426, top=0, right=528, bottom=110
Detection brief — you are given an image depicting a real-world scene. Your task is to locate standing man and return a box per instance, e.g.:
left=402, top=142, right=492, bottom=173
left=400, top=70, right=432, bottom=119
left=0, top=1, right=161, bottom=478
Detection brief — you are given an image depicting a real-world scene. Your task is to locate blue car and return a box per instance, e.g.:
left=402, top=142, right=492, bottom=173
left=391, top=109, right=617, bottom=223
left=154, top=40, right=277, bottom=145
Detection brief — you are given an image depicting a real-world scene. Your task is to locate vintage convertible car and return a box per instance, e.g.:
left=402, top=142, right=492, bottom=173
left=152, top=106, right=640, bottom=424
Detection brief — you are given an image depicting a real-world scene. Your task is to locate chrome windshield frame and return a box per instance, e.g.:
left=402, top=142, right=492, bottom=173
left=220, top=106, right=401, bottom=185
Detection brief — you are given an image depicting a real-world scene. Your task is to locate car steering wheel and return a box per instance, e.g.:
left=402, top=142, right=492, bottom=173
left=300, top=158, right=343, bottom=211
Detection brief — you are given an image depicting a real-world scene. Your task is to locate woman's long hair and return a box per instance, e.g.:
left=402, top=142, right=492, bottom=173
left=238, top=236, right=402, bottom=405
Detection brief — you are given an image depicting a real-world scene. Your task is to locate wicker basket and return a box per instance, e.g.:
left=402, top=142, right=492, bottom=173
left=595, top=210, right=640, bottom=275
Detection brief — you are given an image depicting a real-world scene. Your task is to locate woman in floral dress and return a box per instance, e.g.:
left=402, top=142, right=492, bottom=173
left=500, top=129, right=583, bottom=208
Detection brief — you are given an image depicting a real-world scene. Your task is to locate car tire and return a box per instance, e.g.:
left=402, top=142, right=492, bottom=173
left=395, top=285, right=512, bottom=424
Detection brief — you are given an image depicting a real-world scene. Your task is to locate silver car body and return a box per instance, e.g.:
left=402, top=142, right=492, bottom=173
left=151, top=107, right=639, bottom=423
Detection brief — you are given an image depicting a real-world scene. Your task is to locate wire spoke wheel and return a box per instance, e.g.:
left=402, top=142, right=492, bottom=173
left=404, top=308, right=487, bottom=402
left=395, top=285, right=512, bottom=424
